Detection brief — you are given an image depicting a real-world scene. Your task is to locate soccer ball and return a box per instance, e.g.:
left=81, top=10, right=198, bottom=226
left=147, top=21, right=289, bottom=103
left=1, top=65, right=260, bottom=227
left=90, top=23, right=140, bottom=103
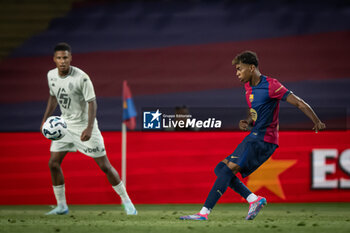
left=42, top=116, right=67, bottom=140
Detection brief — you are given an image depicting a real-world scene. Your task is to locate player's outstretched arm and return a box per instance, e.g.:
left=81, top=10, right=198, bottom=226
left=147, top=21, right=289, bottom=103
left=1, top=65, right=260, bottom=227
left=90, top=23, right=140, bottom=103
left=81, top=99, right=97, bottom=141
left=40, top=95, right=58, bottom=131
left=286, top=93, right=326, bottom=133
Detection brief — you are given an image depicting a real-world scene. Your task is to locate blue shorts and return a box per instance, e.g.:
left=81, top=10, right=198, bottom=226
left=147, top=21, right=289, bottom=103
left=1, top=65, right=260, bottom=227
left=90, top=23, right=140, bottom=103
left=225, top=136, right=278, bottom=178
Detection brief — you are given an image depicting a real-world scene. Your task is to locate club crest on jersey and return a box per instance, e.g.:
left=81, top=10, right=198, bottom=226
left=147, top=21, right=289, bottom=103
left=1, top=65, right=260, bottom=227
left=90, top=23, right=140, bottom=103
left=69, top=82, right=74, bottom=91
left=249, top=94, right=254, bottom=102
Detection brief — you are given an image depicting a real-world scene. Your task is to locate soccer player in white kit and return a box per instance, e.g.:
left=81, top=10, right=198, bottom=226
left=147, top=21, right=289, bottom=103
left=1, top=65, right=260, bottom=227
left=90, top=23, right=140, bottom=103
left=40, top=42, right=137, bottom=215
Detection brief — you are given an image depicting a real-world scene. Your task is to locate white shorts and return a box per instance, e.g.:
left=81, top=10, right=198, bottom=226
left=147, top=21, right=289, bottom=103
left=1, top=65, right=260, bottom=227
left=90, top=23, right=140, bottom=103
left=50, top=124, right=106, bottom=158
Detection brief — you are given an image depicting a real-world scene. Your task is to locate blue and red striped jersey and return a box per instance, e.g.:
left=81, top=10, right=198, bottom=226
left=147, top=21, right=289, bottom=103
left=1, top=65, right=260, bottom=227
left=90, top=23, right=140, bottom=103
left=244, top=75, right=291, bottom=145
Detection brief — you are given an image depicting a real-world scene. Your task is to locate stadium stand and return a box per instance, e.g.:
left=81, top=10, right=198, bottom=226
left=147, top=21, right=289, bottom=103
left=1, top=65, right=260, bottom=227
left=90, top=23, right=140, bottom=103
left=0, top=0, right=349, bottom=131
left=0, top=0, right=80, bottom=61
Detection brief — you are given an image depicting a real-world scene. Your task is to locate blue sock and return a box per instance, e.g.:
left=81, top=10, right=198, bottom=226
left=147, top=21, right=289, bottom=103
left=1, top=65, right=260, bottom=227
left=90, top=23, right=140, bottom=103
left=229, top=176, right=252, bottom=199
left=214, top=162, right=252, bottom=199
left=204, top=164, right=234, bottom=210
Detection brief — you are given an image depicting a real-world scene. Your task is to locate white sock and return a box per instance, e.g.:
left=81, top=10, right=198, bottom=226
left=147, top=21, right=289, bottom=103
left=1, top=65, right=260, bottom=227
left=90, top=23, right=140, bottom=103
left=53, top=184, right=67, bottom=207
left=246, top=193, right=258, bottom=203
left=199, top=207, right=211, bottom=215
left=112, top=181, right=131, bottom=203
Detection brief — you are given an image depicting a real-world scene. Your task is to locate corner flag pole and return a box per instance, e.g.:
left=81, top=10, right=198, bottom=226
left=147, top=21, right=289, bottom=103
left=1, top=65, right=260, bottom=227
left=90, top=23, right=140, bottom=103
left=121, top=122, right=127, bottom=186
left=121, top=80, right=136, bottom=188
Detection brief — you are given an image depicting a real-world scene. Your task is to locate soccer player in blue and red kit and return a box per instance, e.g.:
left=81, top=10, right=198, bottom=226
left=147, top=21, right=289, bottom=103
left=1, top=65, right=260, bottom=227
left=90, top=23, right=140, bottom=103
left=180, top=51, right=326, bottom=221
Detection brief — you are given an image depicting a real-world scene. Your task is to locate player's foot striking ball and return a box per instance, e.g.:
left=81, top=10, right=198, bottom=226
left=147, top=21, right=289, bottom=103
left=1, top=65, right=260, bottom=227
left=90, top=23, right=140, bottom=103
left=179, top=51, right=325, bottom=221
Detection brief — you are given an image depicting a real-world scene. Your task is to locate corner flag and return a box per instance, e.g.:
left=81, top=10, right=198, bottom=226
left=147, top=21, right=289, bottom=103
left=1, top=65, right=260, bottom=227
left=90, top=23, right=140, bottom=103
left=122, top=80, right=137, bottom=130
left=121, top=81, right=136, bottom=187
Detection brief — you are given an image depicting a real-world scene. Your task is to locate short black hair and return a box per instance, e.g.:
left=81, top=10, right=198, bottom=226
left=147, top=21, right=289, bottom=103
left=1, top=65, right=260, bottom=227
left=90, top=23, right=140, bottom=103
left=54, top=42, right=71, bottom=53
left=233, top=51, right=259, bottom=67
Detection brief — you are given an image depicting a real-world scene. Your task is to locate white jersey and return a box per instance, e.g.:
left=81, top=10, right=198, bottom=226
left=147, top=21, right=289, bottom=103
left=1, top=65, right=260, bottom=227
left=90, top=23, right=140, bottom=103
left=47, top=66, right=97, bottom=127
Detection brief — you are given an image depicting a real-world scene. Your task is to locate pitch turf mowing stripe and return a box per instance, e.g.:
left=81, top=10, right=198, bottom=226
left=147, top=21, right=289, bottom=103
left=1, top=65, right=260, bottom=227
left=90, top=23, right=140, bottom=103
left=0, top=203, right=350, bottom=233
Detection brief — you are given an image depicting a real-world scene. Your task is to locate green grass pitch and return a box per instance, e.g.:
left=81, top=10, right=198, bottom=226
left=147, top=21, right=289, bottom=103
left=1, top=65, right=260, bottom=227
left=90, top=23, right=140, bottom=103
left=1, top=203, right=350, bottom=233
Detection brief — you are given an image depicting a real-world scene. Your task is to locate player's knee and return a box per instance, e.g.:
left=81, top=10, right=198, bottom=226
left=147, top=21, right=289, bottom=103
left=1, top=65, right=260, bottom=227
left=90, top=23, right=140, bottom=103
left=214, top=162, right=226, bottom=176
left=48, top=160, right=61, bottom=170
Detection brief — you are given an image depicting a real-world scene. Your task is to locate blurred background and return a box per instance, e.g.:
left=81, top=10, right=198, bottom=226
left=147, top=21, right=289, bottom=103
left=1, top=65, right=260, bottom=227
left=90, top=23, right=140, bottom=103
left=0, top=0, right=349, bottom=131
left=0, top=0, right=349, bottom=205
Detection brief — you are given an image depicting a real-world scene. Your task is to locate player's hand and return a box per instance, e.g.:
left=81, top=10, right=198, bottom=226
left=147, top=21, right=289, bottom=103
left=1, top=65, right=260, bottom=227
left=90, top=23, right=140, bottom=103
left=313, top=121, right=326, bottom=133
left=40, top=121, right=45, bottom=134
left=81, top=127, right=92, bottom=141
left=239, top=120, right=249, bottom=131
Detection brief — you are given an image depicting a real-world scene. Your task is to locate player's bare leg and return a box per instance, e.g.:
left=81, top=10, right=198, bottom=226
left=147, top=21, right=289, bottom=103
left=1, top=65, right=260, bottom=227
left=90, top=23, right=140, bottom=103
left=222, top=159, right=241, bottom=174
left=94, top=155, right=137, bottom=215
left=94, top=155, right=120, bottom=186
left=46, top=151, right=69, bottom=215
left=49, top=151, right=67, bottom=185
